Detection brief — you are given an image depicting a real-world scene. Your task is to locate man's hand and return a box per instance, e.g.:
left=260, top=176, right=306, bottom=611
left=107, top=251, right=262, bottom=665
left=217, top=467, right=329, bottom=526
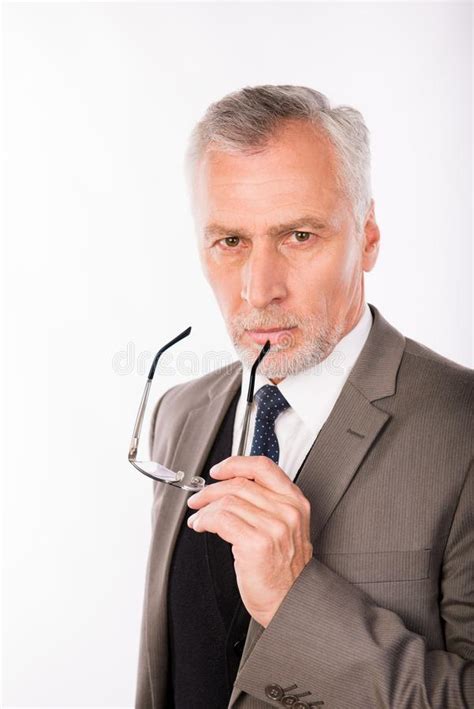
left=186, top=455, right=313, bottom=628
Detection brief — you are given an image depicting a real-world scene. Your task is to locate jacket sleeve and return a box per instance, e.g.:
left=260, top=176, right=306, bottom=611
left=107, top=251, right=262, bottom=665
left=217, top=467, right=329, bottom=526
left=233, top=458, right=474, bottom=708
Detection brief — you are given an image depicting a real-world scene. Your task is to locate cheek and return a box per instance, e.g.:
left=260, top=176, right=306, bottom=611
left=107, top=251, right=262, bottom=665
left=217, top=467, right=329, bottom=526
left=326, top=237, right=360, bottom=281
left=292, top=240, right=360, bottom=299
left=337, top=239, right=362, bottom=286
left=202, top=254, right=242, bottom=309
left=200, top=248, right=222, bottom=285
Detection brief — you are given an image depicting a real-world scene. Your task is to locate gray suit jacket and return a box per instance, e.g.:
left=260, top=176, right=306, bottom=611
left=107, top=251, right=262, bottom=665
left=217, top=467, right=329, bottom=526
left=135, top=303, right=473, bottom=708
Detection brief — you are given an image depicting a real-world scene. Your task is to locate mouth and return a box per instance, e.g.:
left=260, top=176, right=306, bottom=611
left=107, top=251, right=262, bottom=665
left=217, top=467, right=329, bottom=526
left=245, top=326, right=297, bottom=345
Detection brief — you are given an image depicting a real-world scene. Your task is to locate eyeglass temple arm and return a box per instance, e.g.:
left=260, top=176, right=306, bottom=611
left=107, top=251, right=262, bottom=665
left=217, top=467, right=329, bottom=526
left=128, top=326, right=192, bottom=461
left=236, top=339, right=271, bottom=456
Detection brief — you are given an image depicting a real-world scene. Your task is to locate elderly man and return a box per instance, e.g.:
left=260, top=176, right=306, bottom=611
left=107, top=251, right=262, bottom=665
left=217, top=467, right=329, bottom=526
left=135, top=85, right=473, bottom=708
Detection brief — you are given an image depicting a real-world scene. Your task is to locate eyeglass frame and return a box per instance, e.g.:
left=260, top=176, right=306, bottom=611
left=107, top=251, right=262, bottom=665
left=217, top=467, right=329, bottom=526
left=128, top=326, right=271, bottom=492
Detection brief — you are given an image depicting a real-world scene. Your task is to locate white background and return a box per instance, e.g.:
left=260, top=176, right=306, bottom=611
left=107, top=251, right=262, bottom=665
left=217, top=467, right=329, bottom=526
left=1, top=1, right=472, bottom=706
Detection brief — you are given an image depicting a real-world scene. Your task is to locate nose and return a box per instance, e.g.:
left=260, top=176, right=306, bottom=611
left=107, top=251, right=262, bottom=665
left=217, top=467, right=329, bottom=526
left=240, top=242, right=288, bottom=309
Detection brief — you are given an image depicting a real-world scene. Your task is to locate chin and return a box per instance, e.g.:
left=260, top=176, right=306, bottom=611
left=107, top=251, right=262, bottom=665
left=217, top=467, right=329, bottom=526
left=235, top=343, right=321, bottom=379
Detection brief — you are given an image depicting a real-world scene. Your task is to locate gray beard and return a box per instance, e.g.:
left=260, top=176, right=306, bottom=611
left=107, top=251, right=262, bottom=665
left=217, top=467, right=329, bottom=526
left=229, top=315, right=345, bottom=380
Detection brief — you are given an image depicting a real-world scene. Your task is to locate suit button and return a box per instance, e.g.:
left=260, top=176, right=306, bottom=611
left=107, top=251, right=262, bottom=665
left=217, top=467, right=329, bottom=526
left=282, top=696, right=298, bottom=706
left=265, top=684, right=284, bottom=701
left=293, top=703, right=310, bottom=709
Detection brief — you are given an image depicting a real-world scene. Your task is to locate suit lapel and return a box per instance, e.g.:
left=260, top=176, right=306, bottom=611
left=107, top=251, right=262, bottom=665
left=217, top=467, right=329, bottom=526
left=228, top=304, right=406, bottom=707
left=169, top=382, right=240, bottom=481
left=297, top=382, right=391, bottom=542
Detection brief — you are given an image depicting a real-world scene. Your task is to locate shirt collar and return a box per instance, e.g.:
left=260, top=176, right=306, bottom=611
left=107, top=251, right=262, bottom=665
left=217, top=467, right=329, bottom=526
left=238, top=302, right=373, bottom=433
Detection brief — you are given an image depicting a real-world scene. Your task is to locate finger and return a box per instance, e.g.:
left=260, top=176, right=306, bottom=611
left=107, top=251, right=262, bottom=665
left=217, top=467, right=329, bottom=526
left=188, top=476, right=287, bottom=513
left=189, top=495, right=295, bottom=551
left=210, top=455, right=298, bottom=496
left=188, top=504, right=257, bottom=547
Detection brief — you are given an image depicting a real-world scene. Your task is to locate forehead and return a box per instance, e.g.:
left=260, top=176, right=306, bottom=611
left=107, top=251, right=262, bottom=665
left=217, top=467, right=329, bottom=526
left=194, top=120, right=347, bottom=227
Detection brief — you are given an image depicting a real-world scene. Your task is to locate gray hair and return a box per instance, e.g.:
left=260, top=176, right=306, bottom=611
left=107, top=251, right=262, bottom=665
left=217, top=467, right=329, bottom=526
left=184, top=84, right=372, bottom=232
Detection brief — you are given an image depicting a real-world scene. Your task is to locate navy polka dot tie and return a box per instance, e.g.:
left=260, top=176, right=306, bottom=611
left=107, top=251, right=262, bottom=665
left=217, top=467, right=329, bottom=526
left=249, top=384, right=291, bottom=464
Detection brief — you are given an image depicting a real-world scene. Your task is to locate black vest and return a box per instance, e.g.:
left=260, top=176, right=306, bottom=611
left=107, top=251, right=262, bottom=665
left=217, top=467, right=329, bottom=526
left=166, top=388, right=249, bottom=708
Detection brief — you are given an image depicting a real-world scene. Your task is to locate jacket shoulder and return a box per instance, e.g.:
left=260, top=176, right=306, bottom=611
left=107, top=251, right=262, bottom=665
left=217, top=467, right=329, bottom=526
left=398, top=337, right=473, bottom=429
left=404, top=336, right=473, bottom=383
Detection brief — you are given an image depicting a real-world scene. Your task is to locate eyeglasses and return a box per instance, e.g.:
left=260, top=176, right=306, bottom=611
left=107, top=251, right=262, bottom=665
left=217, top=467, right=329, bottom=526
left=128, top=326, right=271, bottom=492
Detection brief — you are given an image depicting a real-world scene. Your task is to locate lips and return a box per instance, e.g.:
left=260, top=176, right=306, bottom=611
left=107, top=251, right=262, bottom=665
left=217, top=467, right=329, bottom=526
left=245, top=327, right=297, bottom=345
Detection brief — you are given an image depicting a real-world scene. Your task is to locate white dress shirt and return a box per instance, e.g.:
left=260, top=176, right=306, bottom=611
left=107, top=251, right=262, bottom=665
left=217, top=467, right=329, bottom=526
left=231, top=303, right=373, bottom=481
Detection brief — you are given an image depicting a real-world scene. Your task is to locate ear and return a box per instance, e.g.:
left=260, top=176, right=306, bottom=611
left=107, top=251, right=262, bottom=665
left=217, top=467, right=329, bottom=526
left=361, top=199, right=380, bottom=272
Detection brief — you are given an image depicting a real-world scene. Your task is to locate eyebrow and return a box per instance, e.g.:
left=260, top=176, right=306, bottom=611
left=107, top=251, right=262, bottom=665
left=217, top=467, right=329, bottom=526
left=204, top=215, right=329, bottom=241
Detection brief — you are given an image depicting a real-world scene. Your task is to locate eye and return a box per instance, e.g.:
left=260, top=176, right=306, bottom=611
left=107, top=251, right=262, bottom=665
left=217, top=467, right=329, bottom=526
left=291, top=230, right=312, bottom=242
left=218, top=236, right=241, bottom=248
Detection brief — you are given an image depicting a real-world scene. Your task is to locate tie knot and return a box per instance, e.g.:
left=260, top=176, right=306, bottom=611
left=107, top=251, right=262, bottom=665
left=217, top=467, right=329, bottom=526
left=254, top=384, right=290, bottom=422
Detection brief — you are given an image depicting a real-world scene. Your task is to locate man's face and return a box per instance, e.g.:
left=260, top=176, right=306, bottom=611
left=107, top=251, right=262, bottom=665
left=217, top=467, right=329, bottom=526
left=194, top=119, right=379, bottom=381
